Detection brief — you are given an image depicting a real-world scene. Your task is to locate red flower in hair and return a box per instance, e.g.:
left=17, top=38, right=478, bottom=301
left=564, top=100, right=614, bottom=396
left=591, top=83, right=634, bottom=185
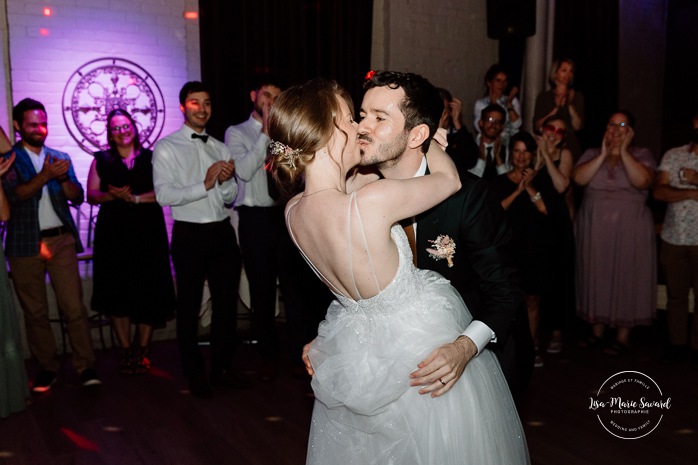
left=364, top=70, right=376, bottom=81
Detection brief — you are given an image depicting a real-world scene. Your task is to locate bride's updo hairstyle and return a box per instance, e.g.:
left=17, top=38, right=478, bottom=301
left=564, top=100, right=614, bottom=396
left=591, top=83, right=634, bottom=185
left=267, top=78, right=353, bottom=198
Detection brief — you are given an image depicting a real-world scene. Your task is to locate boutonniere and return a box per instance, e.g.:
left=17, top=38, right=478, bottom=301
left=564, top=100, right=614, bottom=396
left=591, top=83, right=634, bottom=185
left=426, top=234, right=456, bottom=267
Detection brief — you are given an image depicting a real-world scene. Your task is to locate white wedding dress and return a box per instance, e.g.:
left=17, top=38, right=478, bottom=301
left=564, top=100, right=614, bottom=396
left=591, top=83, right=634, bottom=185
left=288, top=192, right=529, bottom=465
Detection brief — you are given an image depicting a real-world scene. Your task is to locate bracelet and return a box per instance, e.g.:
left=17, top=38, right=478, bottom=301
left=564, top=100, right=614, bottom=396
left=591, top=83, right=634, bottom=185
left=134, top=195, right=140, bottom=204
left=530, top=192, right=541, bottom=202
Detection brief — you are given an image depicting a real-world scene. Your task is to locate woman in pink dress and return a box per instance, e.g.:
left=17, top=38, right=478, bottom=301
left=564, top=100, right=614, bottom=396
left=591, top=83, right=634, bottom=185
left=572, top=110, right=656, bottom=355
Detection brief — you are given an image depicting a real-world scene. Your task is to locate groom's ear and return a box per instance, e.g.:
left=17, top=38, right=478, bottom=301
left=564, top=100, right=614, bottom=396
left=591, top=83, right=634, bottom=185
left=406, top=123, right=430, bottom=150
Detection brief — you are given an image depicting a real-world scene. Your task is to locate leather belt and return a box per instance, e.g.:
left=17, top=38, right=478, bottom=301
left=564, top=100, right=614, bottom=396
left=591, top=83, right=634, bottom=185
left=40, top=226, right=69, bottom=238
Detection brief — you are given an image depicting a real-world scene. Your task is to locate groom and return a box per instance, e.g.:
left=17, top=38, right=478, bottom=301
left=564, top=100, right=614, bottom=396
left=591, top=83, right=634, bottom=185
left=357, top=71, right=534, bottom=405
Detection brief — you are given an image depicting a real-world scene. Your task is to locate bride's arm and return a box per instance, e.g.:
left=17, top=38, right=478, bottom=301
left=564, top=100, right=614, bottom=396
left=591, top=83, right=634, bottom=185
left=361, top=142, right=461, bottom=226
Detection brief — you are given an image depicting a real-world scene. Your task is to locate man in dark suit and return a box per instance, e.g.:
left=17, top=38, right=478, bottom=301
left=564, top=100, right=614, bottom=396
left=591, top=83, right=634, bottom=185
left=472, top=104, right=511, bottom=181
left=357, top=71, right=534, bottom=406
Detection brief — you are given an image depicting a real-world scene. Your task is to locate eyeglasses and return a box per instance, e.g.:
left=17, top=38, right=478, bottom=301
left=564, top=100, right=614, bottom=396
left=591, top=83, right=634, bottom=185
left=110, top=123, right=132, bottom=133
left=485, top=117, right=504, bottom=126
left=543, top=124, right=566, bottom=137
left=607, top=122, right=627, bottom=129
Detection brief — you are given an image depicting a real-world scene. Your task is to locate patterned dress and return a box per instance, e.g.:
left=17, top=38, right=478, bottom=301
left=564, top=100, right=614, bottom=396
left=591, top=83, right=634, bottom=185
left=575, top=147, right=656, bottom=327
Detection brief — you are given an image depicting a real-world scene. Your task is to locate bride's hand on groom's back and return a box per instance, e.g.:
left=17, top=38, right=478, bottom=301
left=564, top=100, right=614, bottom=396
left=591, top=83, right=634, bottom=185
left=409, top=336, right=477, bottom=397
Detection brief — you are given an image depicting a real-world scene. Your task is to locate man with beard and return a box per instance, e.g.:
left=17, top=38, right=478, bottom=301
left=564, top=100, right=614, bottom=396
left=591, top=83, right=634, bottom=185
left=225, top=75, right=331, bottom=380
left=355, top=71, right=534, bottom=406
left=153, top=82, right=242, bottom=398
left=654, top=109, right=698, bottom=367
left=2, top=98, right=100, bottom=392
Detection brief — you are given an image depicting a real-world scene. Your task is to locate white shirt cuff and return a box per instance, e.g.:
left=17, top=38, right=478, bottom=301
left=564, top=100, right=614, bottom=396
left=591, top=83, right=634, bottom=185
left=496, top=163, right=511, bottom=175
left=468, top=158, right=486, bottom=178
left=461, top=320, right=495, bottom=355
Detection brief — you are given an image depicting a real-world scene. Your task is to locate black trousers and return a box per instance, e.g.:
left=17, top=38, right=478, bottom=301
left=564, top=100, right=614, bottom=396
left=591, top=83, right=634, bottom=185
left=171, top=219, right=241, bottom=379
left=237, top=206, right=330, bottom=362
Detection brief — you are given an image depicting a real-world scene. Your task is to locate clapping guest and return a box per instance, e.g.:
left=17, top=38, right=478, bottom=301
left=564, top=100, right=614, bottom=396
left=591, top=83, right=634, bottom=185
left=534, top=116, right=576, bottom=354
left=534, top=58, right=585, bottom=160
left=4, top=98, right=100, bottom=391
left=87, top=109, right=175, bottom=374
left=153, top=82, right=243, bottom=399
left=225, top=76, right=332, bottom=381
left=492, top=131, right=552, bottom=367
left=471, top=104, right=511, bottom=181
left=573, top=110, right=656, bottom=355
left=473, top=64, right=522, bottom=146
left=1, top=128, right=30, bottom=418
left=436, top=87, right=479, bottom=173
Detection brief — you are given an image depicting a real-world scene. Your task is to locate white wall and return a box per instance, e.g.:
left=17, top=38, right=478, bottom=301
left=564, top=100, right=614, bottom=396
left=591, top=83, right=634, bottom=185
left=4, top=0, right=200, bottom=185
left=372, top=0, right=498, bottom=130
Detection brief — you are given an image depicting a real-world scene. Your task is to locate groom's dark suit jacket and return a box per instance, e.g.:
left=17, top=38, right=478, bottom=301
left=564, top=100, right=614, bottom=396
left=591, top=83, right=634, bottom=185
left=416, top=170, right=534, bottom=404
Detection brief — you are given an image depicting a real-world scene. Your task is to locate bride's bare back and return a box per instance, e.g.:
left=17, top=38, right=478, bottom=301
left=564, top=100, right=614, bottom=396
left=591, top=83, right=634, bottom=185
left=285, top=185, right=401, bottom=301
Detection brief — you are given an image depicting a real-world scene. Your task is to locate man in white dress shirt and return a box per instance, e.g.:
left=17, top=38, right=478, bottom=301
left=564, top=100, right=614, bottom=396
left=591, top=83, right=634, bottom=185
left=470, top=104, right=510, bottom=181
left=225, top=76, right=331, bottom=380
left=153, top=82, right=242, bottom=398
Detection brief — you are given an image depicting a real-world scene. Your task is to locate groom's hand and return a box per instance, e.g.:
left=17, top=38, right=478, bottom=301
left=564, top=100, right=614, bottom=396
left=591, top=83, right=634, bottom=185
left=409, top=336, right=477, bottom=397
left=302, top=339, right=316, bottom=376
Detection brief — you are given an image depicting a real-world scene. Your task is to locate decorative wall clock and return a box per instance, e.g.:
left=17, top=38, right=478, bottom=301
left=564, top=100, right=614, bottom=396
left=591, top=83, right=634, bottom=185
left=62, top=57, right=165, bottom=153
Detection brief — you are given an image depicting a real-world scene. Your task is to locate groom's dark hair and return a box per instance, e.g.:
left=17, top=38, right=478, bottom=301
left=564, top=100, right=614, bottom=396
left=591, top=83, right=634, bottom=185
left=363, top=70, right=442, bottom=153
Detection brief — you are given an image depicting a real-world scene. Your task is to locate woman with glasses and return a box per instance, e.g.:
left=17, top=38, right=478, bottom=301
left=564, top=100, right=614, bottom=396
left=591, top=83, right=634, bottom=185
left=572, top=110, right=656, bottom=356
left=533, top=58, right=585, bottom=161
left=534, top=116, right=576, bottom=358
left=87, top=109, right=175, bottom=374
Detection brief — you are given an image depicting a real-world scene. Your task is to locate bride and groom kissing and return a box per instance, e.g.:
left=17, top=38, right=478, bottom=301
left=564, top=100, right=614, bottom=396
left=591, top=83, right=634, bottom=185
left=269, top=71, right=532, bottom=464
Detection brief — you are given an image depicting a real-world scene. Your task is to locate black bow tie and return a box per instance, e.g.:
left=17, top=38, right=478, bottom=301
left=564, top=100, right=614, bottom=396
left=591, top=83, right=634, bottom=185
left=191, top=133, right=209, bottom=143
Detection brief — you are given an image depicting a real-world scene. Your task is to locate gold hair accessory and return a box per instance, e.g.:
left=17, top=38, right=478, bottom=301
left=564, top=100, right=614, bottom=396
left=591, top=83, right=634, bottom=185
left=269, top=140, right=301, bottom=170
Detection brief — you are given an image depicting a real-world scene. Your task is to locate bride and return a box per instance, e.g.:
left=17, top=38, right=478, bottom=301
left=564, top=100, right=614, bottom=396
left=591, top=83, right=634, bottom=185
left=268, top=78, right=529, bottom=465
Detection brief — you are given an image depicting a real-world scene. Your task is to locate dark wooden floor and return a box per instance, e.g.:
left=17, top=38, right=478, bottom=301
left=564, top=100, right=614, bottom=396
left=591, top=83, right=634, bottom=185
left=1, top=316, right=697, bottom=465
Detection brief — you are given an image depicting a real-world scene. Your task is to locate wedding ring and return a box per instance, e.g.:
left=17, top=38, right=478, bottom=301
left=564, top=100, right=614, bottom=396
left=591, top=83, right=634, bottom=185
left=439, top=378, right=446, bottom=386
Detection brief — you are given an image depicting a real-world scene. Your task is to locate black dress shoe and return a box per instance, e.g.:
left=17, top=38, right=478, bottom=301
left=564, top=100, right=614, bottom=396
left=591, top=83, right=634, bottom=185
left=211, top=370, right=247, bottom=389
left=79, top=368, right=102, bottom=387
left=188, top=376, right=213, bottom=398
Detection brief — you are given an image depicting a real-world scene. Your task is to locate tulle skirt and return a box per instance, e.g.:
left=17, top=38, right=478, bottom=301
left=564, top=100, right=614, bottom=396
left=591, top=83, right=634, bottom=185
left=306, top=269, right=529, bottom=465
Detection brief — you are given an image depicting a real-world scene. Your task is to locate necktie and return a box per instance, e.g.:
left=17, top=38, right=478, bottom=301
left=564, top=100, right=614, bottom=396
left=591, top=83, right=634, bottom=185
left=401, top=219, right=418, bottom=266
left=191, top=133, right=209, bottom=143
left=484, top=146, right=496, bottom=180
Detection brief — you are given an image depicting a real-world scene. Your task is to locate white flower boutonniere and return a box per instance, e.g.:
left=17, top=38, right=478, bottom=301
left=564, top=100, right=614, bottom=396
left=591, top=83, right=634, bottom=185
left=426, top=234, right=456, bottom=267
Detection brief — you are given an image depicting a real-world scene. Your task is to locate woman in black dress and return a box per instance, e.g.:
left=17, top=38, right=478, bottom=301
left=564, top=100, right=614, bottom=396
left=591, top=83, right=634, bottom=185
left=492, top=131, right=553, bottom=368
left=87, top=109, right=175, bottom=374
left=534, top=116, right=576, bottom=355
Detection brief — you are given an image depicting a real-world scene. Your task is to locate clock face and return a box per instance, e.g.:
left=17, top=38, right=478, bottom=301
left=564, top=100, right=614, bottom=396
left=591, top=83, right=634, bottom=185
left=62, top=57, right=165, bottom=154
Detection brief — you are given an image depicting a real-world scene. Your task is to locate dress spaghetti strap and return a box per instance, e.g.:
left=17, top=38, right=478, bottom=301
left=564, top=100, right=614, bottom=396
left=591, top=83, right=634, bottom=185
left=347, top=192, right=381, bottom=298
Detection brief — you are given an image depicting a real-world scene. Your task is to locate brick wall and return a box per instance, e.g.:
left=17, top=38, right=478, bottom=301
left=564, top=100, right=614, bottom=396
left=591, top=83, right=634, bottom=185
left=5, top=0, right=200, bottom=185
